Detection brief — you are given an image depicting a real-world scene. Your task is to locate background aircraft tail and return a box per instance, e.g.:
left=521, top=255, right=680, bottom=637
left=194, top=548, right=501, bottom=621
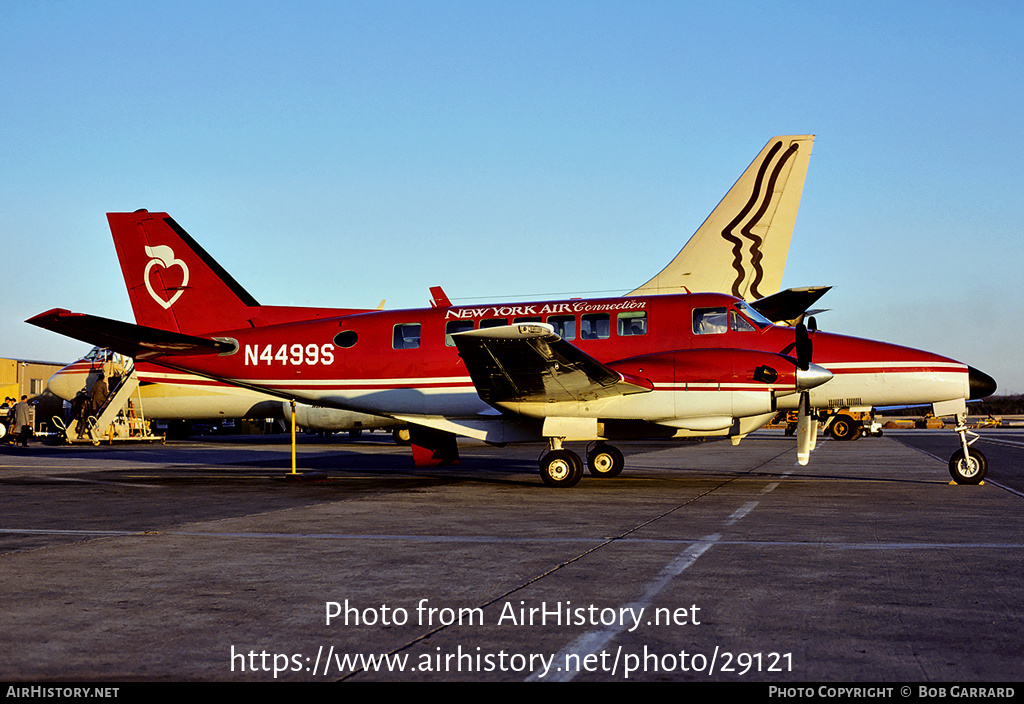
left=108, top=210, right=262, bottom=335
left=628, top=135, right=814, bottom=300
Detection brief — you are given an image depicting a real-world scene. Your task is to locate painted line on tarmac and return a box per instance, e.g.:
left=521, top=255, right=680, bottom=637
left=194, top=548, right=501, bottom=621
left=527, top=453, right=798, bottom=681
left=30, top=476, right=158, bottom=488
left=527, top=534, right=720, bottom=682
left=725, top=501, right=759, bottom=525
left=978, top=436, right=1024, bottom=449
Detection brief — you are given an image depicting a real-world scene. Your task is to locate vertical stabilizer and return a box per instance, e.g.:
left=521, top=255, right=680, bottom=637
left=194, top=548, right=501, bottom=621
left=108, top=211, right=260, bottom=334
left=628, top=135, right=814, bottom=299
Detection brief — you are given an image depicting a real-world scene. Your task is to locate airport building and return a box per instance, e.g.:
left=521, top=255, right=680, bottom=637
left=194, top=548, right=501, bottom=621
left=1, top=357, right=67, bottom=436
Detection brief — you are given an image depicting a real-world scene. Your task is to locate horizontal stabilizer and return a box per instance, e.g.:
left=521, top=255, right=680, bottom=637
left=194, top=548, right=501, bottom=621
left=452, top=323, right=651, bottom=406
left=26, top=309, right=233, bottom=359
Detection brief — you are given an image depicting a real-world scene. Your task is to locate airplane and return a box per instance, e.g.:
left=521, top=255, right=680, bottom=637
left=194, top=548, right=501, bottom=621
left=27, top=139, right=996, bottom=488
left=43, top=136, right=821, bottom=442
left=45, top=347, right=405, bottom=439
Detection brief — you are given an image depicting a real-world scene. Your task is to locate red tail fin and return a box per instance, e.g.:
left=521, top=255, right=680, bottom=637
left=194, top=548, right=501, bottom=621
left=108, top=211, right=261, bottom=335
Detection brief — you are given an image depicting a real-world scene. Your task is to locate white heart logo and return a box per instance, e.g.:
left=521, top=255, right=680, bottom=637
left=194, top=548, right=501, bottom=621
left=143, top=245, right=190, bottom=310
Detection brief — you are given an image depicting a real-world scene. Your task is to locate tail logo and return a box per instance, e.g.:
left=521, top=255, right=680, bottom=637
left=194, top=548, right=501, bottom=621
left=143, top=245, right=190, bottom=310
left=721, top=141, right=800, bottom=299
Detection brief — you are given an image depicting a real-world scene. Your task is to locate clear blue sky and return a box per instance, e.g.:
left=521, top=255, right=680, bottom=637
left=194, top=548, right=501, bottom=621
left=3, top=1, right=1022, bottom=393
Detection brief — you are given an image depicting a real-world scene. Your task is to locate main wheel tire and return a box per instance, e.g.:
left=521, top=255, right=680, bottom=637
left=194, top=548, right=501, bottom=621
left=587, top=443, right=624, bottom=478
left=948, top=447, right=987, bottom=484
left=540, top=450, right=583, bottom=488
left=829, top=415, right=858, bottom=441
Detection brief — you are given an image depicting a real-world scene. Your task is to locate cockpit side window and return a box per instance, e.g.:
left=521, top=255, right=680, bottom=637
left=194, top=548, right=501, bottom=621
left=730, top=309, right=756, bottom=332
left=693, top=307, right=728, bottom=335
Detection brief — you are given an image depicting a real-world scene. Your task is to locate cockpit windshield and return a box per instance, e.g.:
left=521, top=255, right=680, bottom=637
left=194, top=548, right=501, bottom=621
left=734, top=301, right=772, bottom=329
left=83, top=347, right=130, bottom=366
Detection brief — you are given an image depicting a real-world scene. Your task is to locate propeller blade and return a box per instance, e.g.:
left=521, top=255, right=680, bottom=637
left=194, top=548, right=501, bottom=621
left=796, top=392, right=816, bottom=465
left=795, top=322, right=812, bottom=371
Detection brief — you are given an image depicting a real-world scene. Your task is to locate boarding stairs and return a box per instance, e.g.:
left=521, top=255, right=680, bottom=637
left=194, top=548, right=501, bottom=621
left=55, top=359, right=162, bottom=444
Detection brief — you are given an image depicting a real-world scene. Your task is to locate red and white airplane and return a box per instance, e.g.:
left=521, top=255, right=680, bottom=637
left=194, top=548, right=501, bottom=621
left=43, top=135, right=824, bottom=442
left=28, top=141, right=996, bottom=487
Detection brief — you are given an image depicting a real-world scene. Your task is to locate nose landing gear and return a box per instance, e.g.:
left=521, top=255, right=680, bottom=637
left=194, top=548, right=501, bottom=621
left=948, top=412, right=987, bottom=484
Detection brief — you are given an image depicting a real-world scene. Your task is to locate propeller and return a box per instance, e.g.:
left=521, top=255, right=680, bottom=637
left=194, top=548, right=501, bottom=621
left=793, top=321, right=822, bottom=465
left=795, top=321, right=812, bottom=371
left=796, top=390, right=817, bottom=466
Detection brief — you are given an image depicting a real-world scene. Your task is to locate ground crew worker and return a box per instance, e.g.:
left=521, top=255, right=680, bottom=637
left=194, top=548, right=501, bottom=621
left=13, top=395, right=31, bottom=448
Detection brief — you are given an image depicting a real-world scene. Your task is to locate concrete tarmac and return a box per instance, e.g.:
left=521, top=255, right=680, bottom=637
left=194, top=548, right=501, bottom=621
left=1, top=430, right=1021, bottom=682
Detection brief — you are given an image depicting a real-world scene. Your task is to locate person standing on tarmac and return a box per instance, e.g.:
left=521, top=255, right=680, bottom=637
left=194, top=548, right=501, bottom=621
left=70, top=390, right=89, bottom=439
left=1, top=397, right=13, bottom=443
left=13, top=395, right=31, bottom=448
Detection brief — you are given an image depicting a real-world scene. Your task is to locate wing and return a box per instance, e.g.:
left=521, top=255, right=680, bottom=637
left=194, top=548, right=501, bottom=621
left=451, top=323, right=652, bottom=406
left=26, top=309, right=234, bottom=359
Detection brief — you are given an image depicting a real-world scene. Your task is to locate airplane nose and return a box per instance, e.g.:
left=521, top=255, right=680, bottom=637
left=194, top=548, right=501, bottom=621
left=46, top=371, right=78, bottom=401
left=968, top=366, right=997, bottom=400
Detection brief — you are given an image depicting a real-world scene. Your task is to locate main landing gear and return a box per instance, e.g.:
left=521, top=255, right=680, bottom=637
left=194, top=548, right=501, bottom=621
left=539, top=439, right=625, bottom=487
left=948, top=411, right=987, bottom=485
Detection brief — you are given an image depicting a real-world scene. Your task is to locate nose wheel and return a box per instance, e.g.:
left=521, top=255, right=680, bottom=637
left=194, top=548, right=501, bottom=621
left=949, top=411, right=987, bottom=484
left=949, top=447, right=987, bottom=484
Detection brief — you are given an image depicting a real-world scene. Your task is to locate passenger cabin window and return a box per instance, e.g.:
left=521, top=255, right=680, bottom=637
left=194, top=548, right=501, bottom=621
left=445, top=320, right=474, bottom=346
left=393, top=323, right=421, bottom=349
left=513, top=316, right=542, bottom=324
left=480, top=318, right=507, bottom=329
left=617, top=311, right=647, bottom=336
left=580, top=313, right=610, bottom=340
left=547, top=315, right=576, bottom=340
